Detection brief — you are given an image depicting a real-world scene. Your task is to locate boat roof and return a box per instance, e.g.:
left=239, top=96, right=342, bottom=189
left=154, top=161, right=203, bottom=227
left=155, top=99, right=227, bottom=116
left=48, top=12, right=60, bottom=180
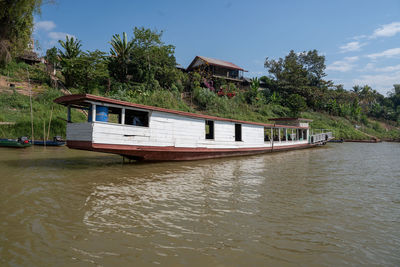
left=54, top=94, right=308, bottom=129
left=268, top=117, right=313, bottom=122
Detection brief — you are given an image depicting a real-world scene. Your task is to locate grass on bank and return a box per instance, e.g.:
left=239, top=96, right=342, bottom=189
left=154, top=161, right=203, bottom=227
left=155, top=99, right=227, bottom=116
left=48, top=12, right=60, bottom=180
left=107, top=87, right=400, bottom=140
left=0, top=89, right=85, bottom=139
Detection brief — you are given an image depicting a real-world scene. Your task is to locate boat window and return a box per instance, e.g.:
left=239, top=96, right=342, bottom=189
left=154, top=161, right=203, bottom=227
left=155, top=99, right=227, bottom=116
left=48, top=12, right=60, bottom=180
left=273, top=128, right=279, bottom=141
left=303, top=129, right=307, bottom=140
left=108, top=107, right=122, bottom=124
left=205, top=120, right=214, bottom=139
left=264, top=127, right=270, bottom=141
left=125, top=109, right=149, bottom=127
left=288, top=131, right=292, bottom=141
left=281, top=129, right=286, bottom=141
left=235, top=124, right=242, bottom=141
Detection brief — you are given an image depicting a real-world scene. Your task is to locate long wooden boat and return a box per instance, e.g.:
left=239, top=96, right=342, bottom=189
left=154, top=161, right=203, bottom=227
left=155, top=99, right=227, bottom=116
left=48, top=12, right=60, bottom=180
left=0, top=137, right=31, bottom=148
left=32, top=140, right=66, bottom=146
left=54, top=94, right=333, bottom=161
left=32, top=137, right=65, bottom=146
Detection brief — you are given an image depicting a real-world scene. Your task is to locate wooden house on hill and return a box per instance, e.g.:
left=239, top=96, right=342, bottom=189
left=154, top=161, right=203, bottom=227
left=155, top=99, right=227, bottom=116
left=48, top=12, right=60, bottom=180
left=18, top=39, right=41, bottom=65
left=186, top=56, right=248, bottom=88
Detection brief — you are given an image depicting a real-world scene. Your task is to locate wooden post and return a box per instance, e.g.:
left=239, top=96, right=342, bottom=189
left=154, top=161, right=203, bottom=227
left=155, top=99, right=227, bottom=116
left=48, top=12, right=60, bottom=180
left=92, top=104, right=96, bottom=122
left=278, top=128, right=281, bottom=142
left=284, top=128, right=287, bottom=142
left=27, top=69, right=34, bottom=144
left=67, top=105, right=71, bottom=122
left=121, top=108, right=125, bottom=125
left=270, top=127, right=273, bottom=143
left=43, top=120, right=46, bottom=147
left=271, top=125, right=275, bottom=151
left=47, top=105, right=54, bottom=141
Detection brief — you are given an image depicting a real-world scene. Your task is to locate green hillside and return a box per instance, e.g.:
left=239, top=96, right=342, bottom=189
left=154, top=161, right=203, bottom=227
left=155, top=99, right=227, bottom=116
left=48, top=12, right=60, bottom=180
left=0, top=61, right=399, bottom=141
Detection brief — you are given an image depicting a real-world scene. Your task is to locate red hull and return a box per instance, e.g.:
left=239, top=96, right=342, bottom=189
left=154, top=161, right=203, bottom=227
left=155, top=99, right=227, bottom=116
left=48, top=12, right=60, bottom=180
left=67, top=141, right=316, bottom=161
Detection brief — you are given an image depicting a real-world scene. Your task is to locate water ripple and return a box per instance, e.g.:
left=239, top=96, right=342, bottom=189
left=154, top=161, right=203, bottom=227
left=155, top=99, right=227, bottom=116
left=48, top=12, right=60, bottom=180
left=0, top=143, right=399, bottom=266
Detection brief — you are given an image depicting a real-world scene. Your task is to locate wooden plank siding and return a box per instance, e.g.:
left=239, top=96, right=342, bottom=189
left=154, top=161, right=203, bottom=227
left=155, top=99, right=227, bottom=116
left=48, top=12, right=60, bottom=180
left=66, top=122, right=93, bottom=142
left=66, top=110, right=310, bottom=149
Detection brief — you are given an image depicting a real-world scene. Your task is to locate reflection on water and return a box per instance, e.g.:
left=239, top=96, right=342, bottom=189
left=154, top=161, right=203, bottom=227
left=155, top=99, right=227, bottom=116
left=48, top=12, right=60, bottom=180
left=0, top=143, right=399, bottom=266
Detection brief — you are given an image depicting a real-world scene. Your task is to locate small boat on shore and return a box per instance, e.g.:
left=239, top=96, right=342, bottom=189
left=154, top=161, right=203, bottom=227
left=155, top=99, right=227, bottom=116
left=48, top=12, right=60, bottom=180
left=0, top=137, right=31, bottom=148
left=344, top=139, right=381, bottom=143
left=328, top=139, right=344, bottom=143
left=54, top=94, right=334, bottom=161
left=32, top=136, right=65, bottom=146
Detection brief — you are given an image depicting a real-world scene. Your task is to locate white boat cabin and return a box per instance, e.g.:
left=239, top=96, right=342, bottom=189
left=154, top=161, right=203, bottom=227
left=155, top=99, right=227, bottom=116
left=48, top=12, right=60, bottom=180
left=55, top=94, right=313, bottom=151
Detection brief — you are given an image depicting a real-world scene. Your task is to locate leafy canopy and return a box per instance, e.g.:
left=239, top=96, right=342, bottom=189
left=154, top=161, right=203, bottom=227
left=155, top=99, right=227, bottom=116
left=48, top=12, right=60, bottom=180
left=109, top=32, right=134, bottom=82
left=0, top=0, right=43, bottom=65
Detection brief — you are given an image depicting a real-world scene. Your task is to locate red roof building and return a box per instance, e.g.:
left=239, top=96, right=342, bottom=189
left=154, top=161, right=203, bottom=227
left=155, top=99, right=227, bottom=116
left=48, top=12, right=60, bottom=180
left=186, top=56, right=247, bottom=83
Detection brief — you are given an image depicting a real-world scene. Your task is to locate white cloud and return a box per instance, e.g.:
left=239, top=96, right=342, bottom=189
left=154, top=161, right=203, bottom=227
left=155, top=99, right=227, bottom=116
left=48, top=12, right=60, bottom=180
left=362, top=63, right=375, bottom=71
left=353, top=71, right=400, bottom=95
left=48, top=32, right=76, bottom=41
left=326, top=56, right=359, bottom=72
left=375, top=64, right=400, bottom=72
left=340, top=41, right=365, bottom=53
left=35, top=21, right=56, bottom=32
left=360, top=62, right=400, bottom=73
left=367, top=47, right=400, bottom=59
left=371, top=22, right=400, bottom=38
left=352, top=34, right=368, bottom=40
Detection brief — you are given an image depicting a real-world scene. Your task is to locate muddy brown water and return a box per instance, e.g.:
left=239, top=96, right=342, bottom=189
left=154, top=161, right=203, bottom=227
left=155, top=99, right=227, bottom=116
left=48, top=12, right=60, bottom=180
left=0, top=143, right=399, bottom=266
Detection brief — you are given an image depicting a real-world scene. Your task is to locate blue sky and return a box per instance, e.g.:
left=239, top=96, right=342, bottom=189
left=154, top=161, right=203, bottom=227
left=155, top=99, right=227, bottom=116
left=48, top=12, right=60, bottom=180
left=33, top=0, right=400, bottom=95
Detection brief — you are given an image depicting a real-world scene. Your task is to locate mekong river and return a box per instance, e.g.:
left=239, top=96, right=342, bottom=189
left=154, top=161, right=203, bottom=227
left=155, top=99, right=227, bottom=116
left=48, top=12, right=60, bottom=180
left=0, top=142, right=399, bottom=266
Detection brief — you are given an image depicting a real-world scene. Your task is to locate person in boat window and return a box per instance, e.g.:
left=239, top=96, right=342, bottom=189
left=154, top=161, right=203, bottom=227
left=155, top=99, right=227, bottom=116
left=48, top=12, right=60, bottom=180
left=133, top=116, right=143, bottom=126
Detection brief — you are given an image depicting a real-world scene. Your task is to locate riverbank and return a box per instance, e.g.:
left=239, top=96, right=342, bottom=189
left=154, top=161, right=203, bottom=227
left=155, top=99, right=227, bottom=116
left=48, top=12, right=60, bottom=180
left=0, top=62, right=399, bottom=141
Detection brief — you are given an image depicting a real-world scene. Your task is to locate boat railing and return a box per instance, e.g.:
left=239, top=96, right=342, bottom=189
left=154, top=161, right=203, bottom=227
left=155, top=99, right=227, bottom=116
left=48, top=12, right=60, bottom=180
left=309, top=131, right=333, bottom=144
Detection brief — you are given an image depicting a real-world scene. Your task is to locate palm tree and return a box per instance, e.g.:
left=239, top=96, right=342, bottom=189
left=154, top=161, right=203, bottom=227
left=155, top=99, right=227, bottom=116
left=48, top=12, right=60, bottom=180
left=109, top=32, right=134, bottom=82
left=58, top=36, right=82, bottom=87
left=352, top=85, right=361, bottom=95
left=58, top=36, right=82, bottom=59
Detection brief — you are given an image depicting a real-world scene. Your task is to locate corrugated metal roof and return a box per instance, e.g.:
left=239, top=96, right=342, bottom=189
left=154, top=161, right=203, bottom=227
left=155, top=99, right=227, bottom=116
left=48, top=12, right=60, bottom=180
left=187, top=56, right=245, bottom=71
left=54, top=94, right=308, bottom=129
left=269, top=118, right=313, bottom=122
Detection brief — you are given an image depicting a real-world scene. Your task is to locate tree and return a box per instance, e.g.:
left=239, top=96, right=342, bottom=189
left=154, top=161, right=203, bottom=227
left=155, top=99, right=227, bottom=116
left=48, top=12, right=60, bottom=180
left=108, top=32, right=134, bottom=82
left=58, top=36, right=82, bottom=87
left=58, top=36, right=81, bottom=59
left=264, top=50, right=314, bottom=105
left=265, top=50, right=336, bottom=111
left=45, top=46, right=58, bottom=74
left=129, top=27, right=178, bottom=89
left=286, top=94, right=307, bottom=117
left=244, top=77, right=261, bottom=104
left=298, top=49, right=326, bottom=86
left=387, top=84, right=400, bottom=122
left=58, top=50, right=109, bottom=93
left=352, top=85, right=361, bottom=94
left=0, top=0, right=43, bottom=65
left=73, top=50, right=109, bottom=93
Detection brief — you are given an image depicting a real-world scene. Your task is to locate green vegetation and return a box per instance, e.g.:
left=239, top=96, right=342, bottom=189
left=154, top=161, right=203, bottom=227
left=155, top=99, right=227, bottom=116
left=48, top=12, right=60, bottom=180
left=0, top=2, right=399, bottom=141
left=0, top=0, right=43, bottom=66
left=0, top=88, right=85, bottom=138
left=0, top=60, right=50, bottom=85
